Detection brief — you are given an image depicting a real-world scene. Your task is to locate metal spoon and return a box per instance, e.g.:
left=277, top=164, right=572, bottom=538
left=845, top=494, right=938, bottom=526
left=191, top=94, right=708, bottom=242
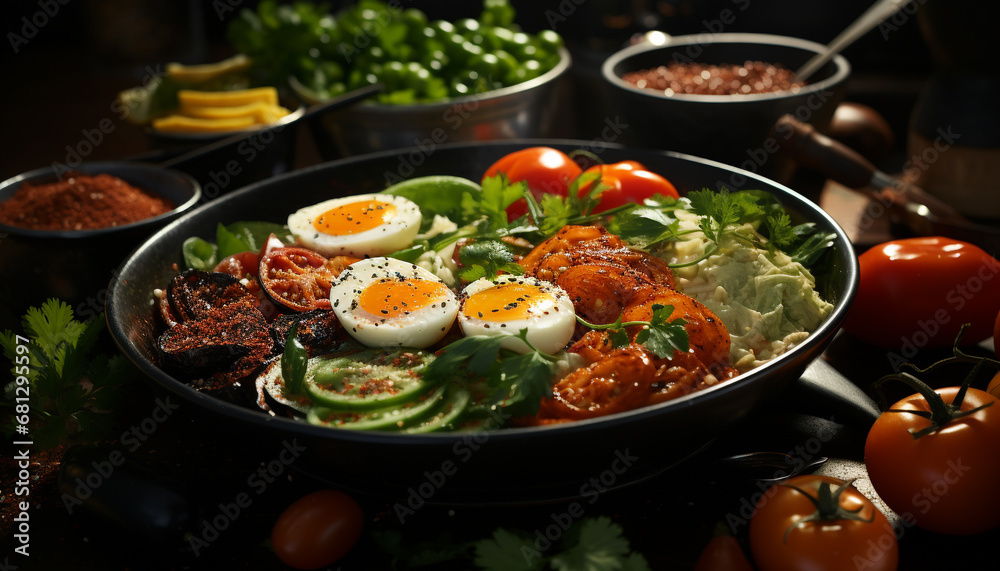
left=795, top=0, right=913, bottom=82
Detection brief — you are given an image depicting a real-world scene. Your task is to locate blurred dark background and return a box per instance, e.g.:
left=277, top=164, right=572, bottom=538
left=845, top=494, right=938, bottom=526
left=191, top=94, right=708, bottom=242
left=1, top=0, right=936, bottom=181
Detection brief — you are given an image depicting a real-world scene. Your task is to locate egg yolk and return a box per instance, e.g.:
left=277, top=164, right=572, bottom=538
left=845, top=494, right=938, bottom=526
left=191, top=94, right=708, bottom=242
left=313, top=199, right=397, bottom=236
left=359, top=278, right=451, bottom=319
left=462, top=283, right=554, bottom=322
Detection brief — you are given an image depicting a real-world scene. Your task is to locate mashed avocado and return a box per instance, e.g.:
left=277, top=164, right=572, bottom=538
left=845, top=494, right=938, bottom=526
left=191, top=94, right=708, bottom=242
left=659, top=210, right=833, bottom=372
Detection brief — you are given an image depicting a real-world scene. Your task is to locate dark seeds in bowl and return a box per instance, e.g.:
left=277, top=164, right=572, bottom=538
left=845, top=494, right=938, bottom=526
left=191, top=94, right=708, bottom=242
left=622, top=60, right=805, bottom=96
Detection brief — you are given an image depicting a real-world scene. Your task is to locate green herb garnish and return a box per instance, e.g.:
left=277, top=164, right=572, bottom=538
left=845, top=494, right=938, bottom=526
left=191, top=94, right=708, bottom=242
left=577, top=304, right=689, bottom=359
left=608, top=188, right=836, bottom=270
left=422, top=329, right=560, bottom=417
left=1, top=299, right=136, bottom=448
left=373, top=516, right=651, bottom=571
left=458, top=240, right=525, bottom=282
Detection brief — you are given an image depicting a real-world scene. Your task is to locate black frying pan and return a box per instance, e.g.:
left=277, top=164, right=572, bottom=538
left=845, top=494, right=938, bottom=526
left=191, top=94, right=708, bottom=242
left=105, top=140, right=858, bottom=504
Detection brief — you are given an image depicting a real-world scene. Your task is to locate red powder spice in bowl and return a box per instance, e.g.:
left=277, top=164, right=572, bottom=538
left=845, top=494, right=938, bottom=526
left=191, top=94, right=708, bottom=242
left=622, top=61, right=806, bottom=96
left=0, top=172, right=175, bottom=231
left=0, top=161, right=200, bottom=333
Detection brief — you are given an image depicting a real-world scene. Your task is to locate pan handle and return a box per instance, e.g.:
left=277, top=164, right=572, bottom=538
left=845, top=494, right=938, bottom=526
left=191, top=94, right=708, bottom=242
left=772, top=114, right=877, bottom=190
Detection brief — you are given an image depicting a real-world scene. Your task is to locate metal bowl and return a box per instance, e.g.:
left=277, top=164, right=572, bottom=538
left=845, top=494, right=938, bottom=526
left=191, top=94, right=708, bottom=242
left=602, top=33, right=851, bottom=180
left=105, top=140, right=857, bottom=504
left=293, top=48, right=573, bottom=160
left=0, top=161, right=200, bottom=331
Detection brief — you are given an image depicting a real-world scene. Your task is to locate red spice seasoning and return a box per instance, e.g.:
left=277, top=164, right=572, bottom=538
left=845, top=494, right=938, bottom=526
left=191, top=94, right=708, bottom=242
left=623, top=60, right=805, bottom=96
left=0, top=172, right=174, bottom=231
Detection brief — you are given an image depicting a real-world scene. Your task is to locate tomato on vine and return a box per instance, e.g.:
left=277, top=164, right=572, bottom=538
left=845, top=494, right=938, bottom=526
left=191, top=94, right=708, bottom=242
left=864, top=330, right=1000, bottom=535
left=749, top=475, right=897, bottom=571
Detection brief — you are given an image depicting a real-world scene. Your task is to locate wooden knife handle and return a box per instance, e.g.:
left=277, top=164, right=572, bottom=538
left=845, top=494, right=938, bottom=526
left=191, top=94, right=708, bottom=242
left=772, top=114, right=877, bottom=190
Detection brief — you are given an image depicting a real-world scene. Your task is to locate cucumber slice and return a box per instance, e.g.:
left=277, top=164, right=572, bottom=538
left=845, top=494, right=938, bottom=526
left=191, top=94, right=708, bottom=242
left=306, top=348, right=437, bottom=411
left=402, top=388, right=471, bottom=433
left=257, top=358, right=312, bottom=414
left=307, top=385, right=447, bottom=431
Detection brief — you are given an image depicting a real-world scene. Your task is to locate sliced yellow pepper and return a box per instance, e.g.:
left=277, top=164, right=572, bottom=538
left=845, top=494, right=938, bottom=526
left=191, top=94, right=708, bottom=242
left=181, top=102, right=291, bottom=124
left=178, top=87, right=279, bottom=109
left=151, top=114, right=257, bottom=134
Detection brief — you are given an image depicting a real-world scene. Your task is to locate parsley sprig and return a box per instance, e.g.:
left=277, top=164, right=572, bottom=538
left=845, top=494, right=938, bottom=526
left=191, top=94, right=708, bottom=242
left=422, top=329, right=561, bottom=417
left=374, top=516, right=651, bottom=571
left=576, top=304, right=689, bottom=358
left=608, top=188, right=836, bottom=269
left=1, top=299, right=136, bottom=448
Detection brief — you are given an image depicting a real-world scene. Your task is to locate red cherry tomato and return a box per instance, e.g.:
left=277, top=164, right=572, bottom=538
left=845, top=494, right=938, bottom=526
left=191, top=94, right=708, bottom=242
left=865, top=385, right=1000, bottom=535
left=749, top=475, right=897, bottom=571
left=259, top=247, right=339, bottom=312
left=271, top=489, right=363, bottom=569
left=482, top=147, right=582, bottom=221
left=578, top=161, right=679, bottom=213
left=693, top=529, right=753, bottom=571
left=841, top=237, right=1000, bottom=349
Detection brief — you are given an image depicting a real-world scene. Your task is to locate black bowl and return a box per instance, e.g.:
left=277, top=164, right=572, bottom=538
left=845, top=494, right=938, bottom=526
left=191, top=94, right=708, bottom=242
left=0, top=161, right=200, bottom=331
left=105, top=140, right=857, bottom=504
left=602, top=33, right=851, bottom=180
left=142, top=105, right=305, bottom=200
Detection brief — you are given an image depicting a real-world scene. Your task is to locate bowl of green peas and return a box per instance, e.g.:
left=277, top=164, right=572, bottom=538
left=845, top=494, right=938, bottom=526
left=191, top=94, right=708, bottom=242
left=229, top=0, right=573, bottom=160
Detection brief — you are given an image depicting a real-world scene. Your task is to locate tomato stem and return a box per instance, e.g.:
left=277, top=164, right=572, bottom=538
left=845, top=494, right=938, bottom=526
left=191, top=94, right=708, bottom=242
left=780, top=479, right=873, bottom=543
left=874, top=363, right=995, bottom=440
left=568, top=148, right=603, bottom=166
left=897, top=323, right=1000, bottom=377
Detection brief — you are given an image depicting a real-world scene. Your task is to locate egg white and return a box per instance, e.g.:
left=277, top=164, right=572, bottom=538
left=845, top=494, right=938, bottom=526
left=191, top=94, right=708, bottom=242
left=288, top=193, right=421, bottom=258
left=458, top=275, right=576, bottom=354
left=330, top=257, right=458, bottom=349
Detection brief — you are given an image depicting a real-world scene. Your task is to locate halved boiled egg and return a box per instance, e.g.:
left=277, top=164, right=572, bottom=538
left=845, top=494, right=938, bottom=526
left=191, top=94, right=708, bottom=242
left=330, top=257, right=458, bottom=348
left=458, top=275, right=576, bottom=354
left=288, top=193, right=421, bottom=258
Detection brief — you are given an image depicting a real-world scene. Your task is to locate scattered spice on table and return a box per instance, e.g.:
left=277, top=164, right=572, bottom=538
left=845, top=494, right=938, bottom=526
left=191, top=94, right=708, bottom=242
left=0, top=172, right=174, bottom=231
left=623, top=60, right=805, bottom=96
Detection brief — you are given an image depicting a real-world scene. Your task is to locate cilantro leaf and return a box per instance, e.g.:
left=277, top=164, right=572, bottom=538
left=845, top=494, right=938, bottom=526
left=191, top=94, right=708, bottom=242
left=608, top=329, right=631, bottom=350
left=21, top=298, right=86, bottom=368
left=634, top=304, right=689, bottom=359
left=687, top=188, right=748, bottom=243
left=764, top=211, right=797, bottom=248
left=606, top=206, right=683, bottom=249
left=424, top=335, right=506, bottom=382
left=474, top=528, right=544, bottom=571
left=622, top=554, right=653, bottom=571
left=2, top=300, right=136, bottom=447
left=496, top=350, right=556, bottom=416
left=465, top=175, right=526, bottom=231
left=528, top=170, right=606, bottom=236
left=577, top=306, right=689, bottom=360
left=550, top=517, right=649, bottom=571
left=423, top=332, right=556, bottom=417
left=459, top=240, right=525, bottom=282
